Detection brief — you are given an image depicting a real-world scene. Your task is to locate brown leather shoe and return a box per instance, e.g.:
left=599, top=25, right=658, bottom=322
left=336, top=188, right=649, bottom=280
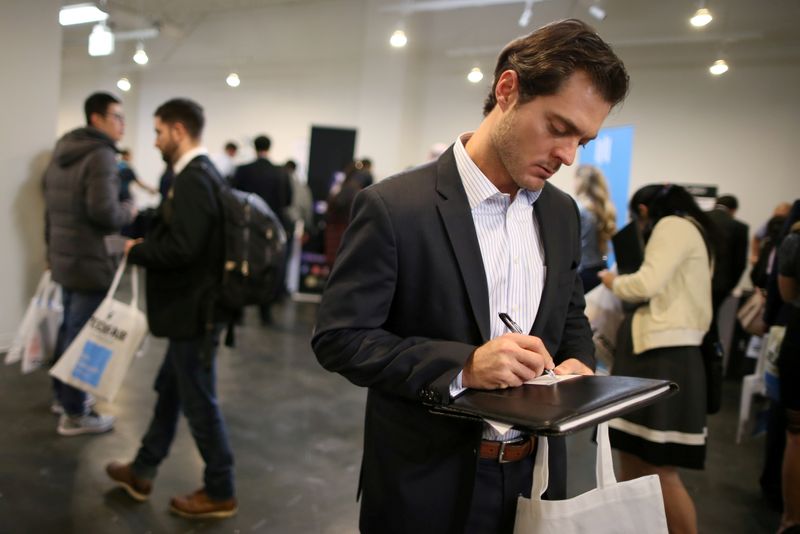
left=169, top=488, right=237, bottom=519
left=105, top=461, right=152, bottom=502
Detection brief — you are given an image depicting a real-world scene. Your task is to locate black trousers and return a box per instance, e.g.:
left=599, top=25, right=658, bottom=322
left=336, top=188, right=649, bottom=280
left=464, top=438, right=566, bottom=534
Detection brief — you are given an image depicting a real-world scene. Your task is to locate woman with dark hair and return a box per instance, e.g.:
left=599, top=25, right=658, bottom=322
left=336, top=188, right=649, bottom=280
left=599, top=184, right=714, bottom=534
left=574, top=165, right=616, bottom=292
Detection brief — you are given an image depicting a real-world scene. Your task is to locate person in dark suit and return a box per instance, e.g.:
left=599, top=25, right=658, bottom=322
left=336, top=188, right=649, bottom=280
left=106, top=98, right=237, bottom=519
left=311, top=19, right=629, bottom=534
left=232, top=135, right=292, bottom=322
left=707, top=194, right=749, bottom=311
left=232, top=135, right=292, bottom=222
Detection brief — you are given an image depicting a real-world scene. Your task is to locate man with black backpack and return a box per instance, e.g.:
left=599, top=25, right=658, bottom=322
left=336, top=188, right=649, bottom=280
left=105, top=98, right=237, bottom=519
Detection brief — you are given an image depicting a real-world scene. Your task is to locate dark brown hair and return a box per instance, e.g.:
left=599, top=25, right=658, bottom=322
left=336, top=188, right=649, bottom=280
left=483, top=18, right=629, bottom=116
left=154, top=98, right=204, bottom=139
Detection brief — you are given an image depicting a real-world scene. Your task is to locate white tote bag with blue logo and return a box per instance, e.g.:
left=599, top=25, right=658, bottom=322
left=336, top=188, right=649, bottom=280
left=49, top=257, right=148, bottom=401
left=514, top=422, right=668, bottom=534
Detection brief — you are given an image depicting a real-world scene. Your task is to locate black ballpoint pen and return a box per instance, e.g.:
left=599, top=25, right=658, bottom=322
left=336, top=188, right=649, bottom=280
left=498, top=312, right=557, bottom=379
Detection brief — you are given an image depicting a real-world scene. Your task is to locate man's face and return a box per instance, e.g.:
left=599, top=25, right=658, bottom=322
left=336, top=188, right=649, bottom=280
left=154, top=117, right=180, bottom=164
left=93, top=102, right=125, bottom=142
left=490, top=71, right=611, bottom=192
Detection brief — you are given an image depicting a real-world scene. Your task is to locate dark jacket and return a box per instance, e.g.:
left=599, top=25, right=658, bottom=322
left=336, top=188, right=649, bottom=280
left=707, top=207, right=749, bottom=305
left=128, top=155, right=223, bottom=339
left=312, top=147, right=594, bottom=533
left=43, top=127, right=133, bottom=292
left=232, top=158, right=292, bottom=226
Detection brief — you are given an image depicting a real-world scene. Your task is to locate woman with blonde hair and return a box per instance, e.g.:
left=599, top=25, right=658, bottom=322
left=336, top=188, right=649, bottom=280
left=574, top=165, right=616, bottom=292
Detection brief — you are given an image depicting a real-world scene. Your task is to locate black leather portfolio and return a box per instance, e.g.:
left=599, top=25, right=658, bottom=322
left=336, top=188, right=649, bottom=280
left=612, top=221, right=645, bottom=274
left=432, top=375, right=677, bottom=436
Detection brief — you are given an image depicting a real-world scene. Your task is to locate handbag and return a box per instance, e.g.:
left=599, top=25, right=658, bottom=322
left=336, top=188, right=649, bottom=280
left=514, top=422, right=668, bottom=534
left=701, top=322, right=724, bottom=414
left=737, top=290, right=767, bottom=336
left=49, top=257, right=148, bottom=401
left=583, top=283, right=624, bottom=373
left=5, top=270, right=63, bottom=373
left=763, top=325, right=785, bottom=402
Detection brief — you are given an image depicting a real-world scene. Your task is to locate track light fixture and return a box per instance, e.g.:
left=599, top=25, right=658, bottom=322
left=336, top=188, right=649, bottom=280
left=88, top=22, right=114, bottom=56
left=133, top=42, right=149, bottom=65
left=59, top=3, right=109, bottom=26
left=588, top=5, right=606, bottom=21
left=116, top=77, right=131, bottom=92
left=709, top=59, right=728, bottom=75
left=226, top=72, right=241, bottom=87
left=690, top=7, right=713, bottom=27
left=390, top=29, right=408, bottom=48
left=518, top=0, right=533, bottom=27
left=467, top=67, right=483, bottom=84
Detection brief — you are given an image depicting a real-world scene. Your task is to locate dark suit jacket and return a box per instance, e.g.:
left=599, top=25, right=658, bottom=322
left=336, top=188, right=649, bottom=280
left=312, top=148, right=594, bottom=533
left=232, top=158, right=292, bottom=225
left=707, top=208, right=749, bottom=306
left=128, top=155, right=223, bottom=339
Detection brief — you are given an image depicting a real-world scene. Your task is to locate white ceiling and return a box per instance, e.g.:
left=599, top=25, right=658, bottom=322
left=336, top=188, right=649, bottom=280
left=61, top=0, right=800, bottom=71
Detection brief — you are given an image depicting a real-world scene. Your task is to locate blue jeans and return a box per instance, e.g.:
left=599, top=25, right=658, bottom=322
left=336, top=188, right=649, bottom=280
left=51, top=289, right=105, bottom=416
left=132, top=333, right=235, bottom=500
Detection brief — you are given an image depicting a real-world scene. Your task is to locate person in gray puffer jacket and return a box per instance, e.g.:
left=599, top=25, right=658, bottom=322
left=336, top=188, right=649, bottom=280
left=43, top=92, right=136, bottom=437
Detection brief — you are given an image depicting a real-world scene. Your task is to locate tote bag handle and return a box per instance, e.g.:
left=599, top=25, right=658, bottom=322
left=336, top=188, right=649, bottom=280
left=106, top=255, right=140, bottom=309
left=32, top=270, right=52, bottom=304
left=531, top=422, right=617, bottom=498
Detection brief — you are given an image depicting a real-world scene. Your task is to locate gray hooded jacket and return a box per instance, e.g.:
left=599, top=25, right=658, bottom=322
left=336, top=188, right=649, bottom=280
left=43, top=127, right=133, bottom=291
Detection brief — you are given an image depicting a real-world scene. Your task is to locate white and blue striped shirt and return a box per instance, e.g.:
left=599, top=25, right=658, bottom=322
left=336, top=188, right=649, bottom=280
left=453, top=133, right=546, bottom=441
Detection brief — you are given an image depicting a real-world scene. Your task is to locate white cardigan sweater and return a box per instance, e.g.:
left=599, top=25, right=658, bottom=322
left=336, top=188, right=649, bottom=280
left=612, top=215, right=713, bottom=355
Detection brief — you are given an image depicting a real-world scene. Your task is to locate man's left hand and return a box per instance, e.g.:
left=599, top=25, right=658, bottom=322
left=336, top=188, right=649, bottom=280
left=553, top=358, right=594, bottom=376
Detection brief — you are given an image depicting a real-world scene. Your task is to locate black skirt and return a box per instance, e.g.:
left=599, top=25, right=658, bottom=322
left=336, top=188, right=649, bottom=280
left=608, top=313, right=707, bottom=470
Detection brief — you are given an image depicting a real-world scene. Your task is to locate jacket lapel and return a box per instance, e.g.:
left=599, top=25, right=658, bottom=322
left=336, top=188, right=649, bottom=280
left=435, top=148, right=491, bottom=342
left=531, top=183, right=562, bottom=335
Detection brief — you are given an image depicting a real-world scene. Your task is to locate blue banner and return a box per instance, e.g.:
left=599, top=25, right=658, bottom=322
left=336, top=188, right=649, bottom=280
left=579, top=125, right=635, bottom=267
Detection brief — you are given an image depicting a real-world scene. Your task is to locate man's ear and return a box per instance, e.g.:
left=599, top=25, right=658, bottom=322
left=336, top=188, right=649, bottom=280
left=88, top=112, right=103, bottom=129
left=173, top=121, right=188, bottom=141
left=495, top=70, right=519, bottom=111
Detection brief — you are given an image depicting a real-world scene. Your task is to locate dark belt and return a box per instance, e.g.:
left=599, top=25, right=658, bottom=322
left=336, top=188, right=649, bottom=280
left=479, top=436, right=536, bottom=463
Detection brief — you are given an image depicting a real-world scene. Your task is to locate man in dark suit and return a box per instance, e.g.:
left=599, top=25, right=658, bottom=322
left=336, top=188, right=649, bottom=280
left=707, top=194, right=749, bottom=311
left=312, top=19, right=629, bottom=534
left=232, top=135, right=292, bottom=222
left=106, top=98, right=237, bottom=519
left=232, top=135, right=292, bottom=322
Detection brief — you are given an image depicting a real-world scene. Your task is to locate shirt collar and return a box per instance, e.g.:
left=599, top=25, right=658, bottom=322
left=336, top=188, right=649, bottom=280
left=173, top=146, right=208, bottom=176
left=452, top=132, right=540, bottom=209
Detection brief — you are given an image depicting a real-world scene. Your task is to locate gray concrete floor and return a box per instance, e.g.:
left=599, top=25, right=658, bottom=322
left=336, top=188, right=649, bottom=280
left=0, top=298, right=783, bottom=533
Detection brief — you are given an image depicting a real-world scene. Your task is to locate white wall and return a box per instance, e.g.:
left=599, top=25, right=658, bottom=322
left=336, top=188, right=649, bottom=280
left=56, top=3, right=799, bottom=233
left=0, top=0, right=62, bottom=348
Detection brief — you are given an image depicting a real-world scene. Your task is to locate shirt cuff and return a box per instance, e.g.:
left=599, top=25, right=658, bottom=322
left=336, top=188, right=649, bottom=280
left=449, top=371, right=466, bottom=399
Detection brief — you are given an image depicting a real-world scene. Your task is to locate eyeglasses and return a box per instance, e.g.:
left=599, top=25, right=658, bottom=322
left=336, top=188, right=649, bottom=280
left=106, top=112, right=125, bottom=122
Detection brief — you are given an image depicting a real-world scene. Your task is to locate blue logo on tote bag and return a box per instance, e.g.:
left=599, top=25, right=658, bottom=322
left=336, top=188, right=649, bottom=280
left=72, top=340, right=112, bottom=387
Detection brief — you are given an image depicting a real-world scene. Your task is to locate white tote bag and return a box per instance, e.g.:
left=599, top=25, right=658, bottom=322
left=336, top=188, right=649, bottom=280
left=514, top=422, right=668, bottom=534
left=49, top=257, right=148, bottom=402
left=5, top=270, right=63, bottom=373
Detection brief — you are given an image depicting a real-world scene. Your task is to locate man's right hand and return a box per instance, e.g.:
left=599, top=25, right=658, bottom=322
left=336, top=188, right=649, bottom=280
left=462, top=334, right=554, bottom=390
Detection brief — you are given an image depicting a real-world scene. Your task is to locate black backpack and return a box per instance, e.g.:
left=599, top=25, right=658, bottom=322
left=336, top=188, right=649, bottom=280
left=200, top=161, right=287, bottom=318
